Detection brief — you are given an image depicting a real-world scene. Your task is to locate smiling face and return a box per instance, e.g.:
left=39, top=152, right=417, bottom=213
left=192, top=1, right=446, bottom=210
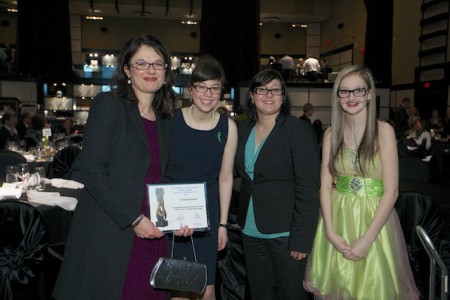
left=190, top=79, right=222, bottom=113
left=124, top=45, right=166, bottom=100
left=251, top=79, right=284, bottom=117
left=337, top=73, right=371, bottom=116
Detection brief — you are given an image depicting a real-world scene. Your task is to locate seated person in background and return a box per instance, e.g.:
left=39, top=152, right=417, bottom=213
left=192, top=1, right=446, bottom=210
left=406, top=106, right=420, bottom=136
left=16, top=111, right=32, bottom=140
left=429, top=108, right=444, bottom=134
left=299, top=103, right=314, bottom=124
left=406, top=118, right=431, bottom=151
left=319, top=58, right=332, bottom=81
left=216, top=106, right=232, bottom=118
left=0, top=112, right=20, bottom=149
left=25, top=114, right=47, bottom=147
left=444, top=107, right=450, bottom=141
left=60, top=117, right=76, bottom=136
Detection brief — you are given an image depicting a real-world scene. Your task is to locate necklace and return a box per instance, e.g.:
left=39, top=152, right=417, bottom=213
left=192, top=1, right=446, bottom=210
left=188, top=105, right=215, bottom=130
left=349, top=118, right=363, bottom=193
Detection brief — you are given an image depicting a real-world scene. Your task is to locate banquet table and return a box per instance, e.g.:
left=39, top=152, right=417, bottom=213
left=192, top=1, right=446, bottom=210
left=26, top=186, right=82, bottom=244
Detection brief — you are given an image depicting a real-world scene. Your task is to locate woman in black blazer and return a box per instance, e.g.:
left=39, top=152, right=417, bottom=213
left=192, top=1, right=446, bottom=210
left=53, top=35, right=181, bottom=299
left=234, top=69, right=320, bottom=300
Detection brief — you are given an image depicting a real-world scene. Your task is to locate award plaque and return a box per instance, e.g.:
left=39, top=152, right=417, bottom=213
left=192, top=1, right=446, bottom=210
left=147, top=183, right=209, bottom=232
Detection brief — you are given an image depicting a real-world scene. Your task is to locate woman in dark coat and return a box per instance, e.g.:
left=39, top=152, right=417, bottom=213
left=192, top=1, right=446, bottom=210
left=234, top=69, right=320, bottom=300
left=53, top=35, right=180, bottom=299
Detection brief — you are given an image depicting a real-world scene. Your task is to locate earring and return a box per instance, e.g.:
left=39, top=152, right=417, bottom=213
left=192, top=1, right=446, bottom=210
left=127, top=78, right=131, bottom=84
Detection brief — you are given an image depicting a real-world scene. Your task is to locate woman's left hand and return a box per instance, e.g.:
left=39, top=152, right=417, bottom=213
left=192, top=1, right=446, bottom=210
left=343, top=238, right=372, bottom=261
left=174, top=225, right=194, bottom=237
left=217, top=227, right=228, bottom=251
left=290, top=251, right=308, bottom=261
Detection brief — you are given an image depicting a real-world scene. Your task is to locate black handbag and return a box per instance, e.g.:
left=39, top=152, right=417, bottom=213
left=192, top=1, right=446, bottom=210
left=150, top=235, right=207, bottom=294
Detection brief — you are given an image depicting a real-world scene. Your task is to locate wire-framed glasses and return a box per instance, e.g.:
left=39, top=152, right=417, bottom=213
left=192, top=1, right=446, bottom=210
left=193, top=85, right=222, bottom=94
left=129, top=61, right=168, bottom=70
left=337, top=88, right=368, bottom=98
left=254, top=87, right=284, bottom=95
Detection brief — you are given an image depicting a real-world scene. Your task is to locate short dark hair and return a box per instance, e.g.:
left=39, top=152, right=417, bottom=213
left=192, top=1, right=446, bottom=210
left=188, top=55, right=226, bottom=87
left=244, top=69, right=291, bottom=122
left=1, top=112, right=15, bottom=125
left=303, top=103, right=313, bottom=113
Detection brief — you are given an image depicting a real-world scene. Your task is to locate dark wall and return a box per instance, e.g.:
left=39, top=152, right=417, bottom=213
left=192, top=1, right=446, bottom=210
left=199, top=0, right=259, bottom=92
left=364, top=0, right=393, bottom=85
left=16, top=0, right=73, bottom=81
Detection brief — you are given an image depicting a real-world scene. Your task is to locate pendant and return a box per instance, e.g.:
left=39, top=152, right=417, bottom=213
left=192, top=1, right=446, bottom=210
left=350, top=176, right=362, bottom=193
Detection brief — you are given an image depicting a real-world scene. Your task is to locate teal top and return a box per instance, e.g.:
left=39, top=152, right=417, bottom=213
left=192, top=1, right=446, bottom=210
left=242, top=127, right=290, bottom=239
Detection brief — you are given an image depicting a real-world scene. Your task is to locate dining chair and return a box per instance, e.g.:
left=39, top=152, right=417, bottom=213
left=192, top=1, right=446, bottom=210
left=0, top=150, right=26, bottom=180
left=0, top=200, right=48, bottom=300
left=399, top=156, right=430, bottom=182
left=49, top=145, right=81, bottom=179
left=415, top=225, right=448, bottom=300
left=395, top=191, right=445, bottom=299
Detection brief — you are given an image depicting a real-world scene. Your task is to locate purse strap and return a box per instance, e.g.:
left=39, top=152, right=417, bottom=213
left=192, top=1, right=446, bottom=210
left=171, top=234, right=198, bottom=262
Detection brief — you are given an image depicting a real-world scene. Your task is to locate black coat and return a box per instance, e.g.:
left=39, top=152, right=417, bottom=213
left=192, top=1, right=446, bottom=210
left=53, top=93, right=171, bottom=299
left=234, top=115, right=320, bottom=253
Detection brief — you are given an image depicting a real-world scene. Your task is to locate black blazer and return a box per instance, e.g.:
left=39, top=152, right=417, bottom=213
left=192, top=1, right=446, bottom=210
left=54, top=92, right=172, bottom=299
left=0, top=126, right=19, bottom=149
left=235, top=115, right=320, bottom=253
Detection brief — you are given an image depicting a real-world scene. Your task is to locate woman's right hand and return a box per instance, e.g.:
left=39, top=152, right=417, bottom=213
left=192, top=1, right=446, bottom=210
left=133, top=217, right=164, bottom=239
left=327, top=231, right=351, bottom=254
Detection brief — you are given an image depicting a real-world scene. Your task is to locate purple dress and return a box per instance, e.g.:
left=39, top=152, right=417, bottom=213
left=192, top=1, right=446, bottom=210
left=121, top=118, right=167, bottom=300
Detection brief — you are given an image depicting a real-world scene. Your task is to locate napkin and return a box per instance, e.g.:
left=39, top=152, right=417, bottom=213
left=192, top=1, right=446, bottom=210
left=0, top=184, right=22, bottom=200
left=46, top=178, right=85, bottom=189
left=27, top=190, right=78, bottom=211
left=23, top=154, right=36, bottom=162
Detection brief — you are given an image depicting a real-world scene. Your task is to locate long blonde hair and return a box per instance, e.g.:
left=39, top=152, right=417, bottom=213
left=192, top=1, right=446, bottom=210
left=329, top=65, right=378, bottom=176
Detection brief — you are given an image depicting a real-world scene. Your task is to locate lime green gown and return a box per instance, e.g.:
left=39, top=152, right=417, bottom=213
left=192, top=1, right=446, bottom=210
left=304, top=148, right=419, bottom=300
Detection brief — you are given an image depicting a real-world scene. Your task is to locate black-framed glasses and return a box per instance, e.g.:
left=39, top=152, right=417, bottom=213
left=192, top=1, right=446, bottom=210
left=193, top=85, right=222, bottom=94
left=254, top=87, right=284, bottom=96
left=129, top=61, right=168, bottom=70
left=337, top=88, right=368, bottom=98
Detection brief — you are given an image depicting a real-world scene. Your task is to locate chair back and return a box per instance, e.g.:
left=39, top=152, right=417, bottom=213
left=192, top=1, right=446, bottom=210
left=416, top=138, right=428, bottom=158
left=0, top=150, right=26, bottom=180
left=399, top=156, right=430, bottom=182
left=395, top=191, right=444, bottom=299
left=0, top=200, right=48, bottom=300
left=50, top=146, right=81, bottom=178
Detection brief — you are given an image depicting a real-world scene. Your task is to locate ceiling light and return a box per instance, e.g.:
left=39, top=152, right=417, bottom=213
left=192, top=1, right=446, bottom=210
left=86, top=16, right=104, bottom=20
left=7, top=8, right=18, bottom=13
left=181, top=20, right=197, bottom=25
left=291, top=23, right=308, bottom=28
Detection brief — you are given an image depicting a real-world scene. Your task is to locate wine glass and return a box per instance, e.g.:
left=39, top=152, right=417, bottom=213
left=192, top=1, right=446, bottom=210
left=17, top=163, right=30, bottom=182
left=5, top=165, right=19, bottom=183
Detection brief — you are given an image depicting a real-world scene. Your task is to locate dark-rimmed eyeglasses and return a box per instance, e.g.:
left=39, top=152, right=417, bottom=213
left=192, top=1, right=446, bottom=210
left=193, top=85, right=222, bottom=94
left=254, top=87, right=283, bottom=96
left=129, top=61, right=168, bottom=70
left=337, top=88, right=368, bottom=98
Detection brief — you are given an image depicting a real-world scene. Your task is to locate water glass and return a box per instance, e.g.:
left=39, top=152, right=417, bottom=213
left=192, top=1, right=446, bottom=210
left=5, top=165, right=19, bottom=183
left=17, top=163, right=30, bottom=182
left=34, top=166, right=46, bottom=191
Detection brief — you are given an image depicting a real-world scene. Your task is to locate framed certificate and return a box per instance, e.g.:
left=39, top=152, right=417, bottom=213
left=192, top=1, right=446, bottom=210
left=147, top=183, right=209, bottom=232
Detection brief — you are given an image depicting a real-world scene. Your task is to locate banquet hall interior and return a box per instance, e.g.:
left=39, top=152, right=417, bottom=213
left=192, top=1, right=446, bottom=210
left=0, top=0, right=449, bottom=299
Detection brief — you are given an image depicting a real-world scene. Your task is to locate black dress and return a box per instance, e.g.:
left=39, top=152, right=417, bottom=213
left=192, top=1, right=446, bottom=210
left=168, top=109, right=228, bottom=285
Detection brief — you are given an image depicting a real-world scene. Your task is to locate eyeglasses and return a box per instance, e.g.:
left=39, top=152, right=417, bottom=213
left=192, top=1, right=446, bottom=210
left=254, top=87, right=283, bottom=96
left=337, top=88, right=368, bottom=98
left=193, top=85, right=222, bottom=94
left=129, top=61, right=167, bottom=70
